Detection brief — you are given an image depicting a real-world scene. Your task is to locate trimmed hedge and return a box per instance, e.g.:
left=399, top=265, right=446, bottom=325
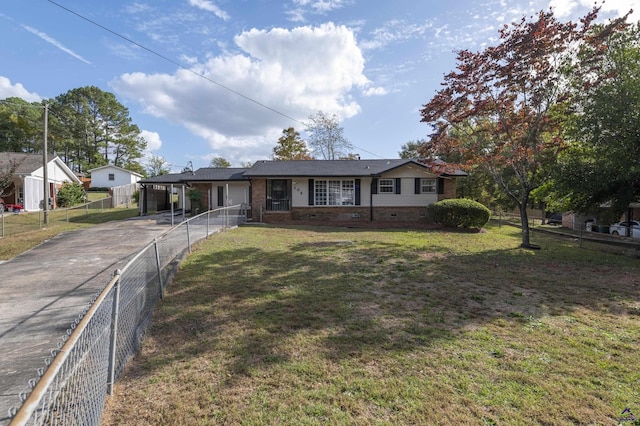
left=428, top=198, right=491, bottom=228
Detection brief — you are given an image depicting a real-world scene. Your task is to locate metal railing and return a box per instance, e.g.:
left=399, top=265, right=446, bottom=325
left=8, top=205, right=247, bottom=425
left=266, top=198, right=291, bottom=211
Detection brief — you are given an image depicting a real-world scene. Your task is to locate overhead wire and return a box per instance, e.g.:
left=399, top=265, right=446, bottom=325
left=44, top=0, right=385, bottom=159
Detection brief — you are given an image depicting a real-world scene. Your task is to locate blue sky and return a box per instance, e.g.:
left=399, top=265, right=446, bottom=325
left=1, top=0, right=637, bottom=171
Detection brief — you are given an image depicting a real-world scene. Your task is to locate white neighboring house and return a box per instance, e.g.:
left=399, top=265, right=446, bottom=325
left=88, top=165, right=143, bottom=188
left=0, top=152, right=81, bottom=211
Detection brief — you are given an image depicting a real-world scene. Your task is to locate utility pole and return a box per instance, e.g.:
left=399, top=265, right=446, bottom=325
left=43, top=103, right=49, bottom=225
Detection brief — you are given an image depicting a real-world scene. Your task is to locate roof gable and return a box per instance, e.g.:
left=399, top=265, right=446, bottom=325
left=0, top=152, right=81, bottom=182
left=87, top=164, right=143, bottom=177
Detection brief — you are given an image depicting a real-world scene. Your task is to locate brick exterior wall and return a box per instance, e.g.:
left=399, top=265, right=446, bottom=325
left=261, top=206, right=430, bottom=224
left=438, top=178, right=457, bottom=201
left=251, top=179, right=267, bottom=222
left=250, top=176, right=457, bottom=225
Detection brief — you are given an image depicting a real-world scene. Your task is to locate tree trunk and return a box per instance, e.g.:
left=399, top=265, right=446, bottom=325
left=519, top=203, right=531, bottom=248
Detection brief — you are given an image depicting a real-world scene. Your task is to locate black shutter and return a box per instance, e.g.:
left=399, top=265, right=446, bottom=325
left=371, top=178, right=378, bottom=194
left=395, top=178, right=401, bottom=194
left=217, top=186, right=224, bottom=206
left=308, top=179, right=314, bottom=205
left=438, top=178, right=445, bottom=194
left=415, top=178, right=421, bottom=194
left=355, top=179, right=361, bottom=205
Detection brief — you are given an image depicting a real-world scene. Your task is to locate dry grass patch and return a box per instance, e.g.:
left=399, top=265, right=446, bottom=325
left=103, top=224, right=640, bottom=425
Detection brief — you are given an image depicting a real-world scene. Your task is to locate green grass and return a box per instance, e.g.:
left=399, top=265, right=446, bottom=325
left=86, top=192, right=110, bottom=202
left=103, top=224, right=640, bottom=425
left=0, top=207, right=140, bottom=259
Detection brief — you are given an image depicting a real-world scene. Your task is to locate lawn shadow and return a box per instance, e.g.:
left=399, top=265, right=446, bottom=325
left=137, top=226, right=640, bottom=389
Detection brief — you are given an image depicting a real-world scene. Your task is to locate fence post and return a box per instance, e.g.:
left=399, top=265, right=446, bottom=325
left=154, top=239, right=164, bottom=299
left=206, top=210, right=210, bottom=237
left=1, top=209, right=4, bottom=238
left=107, top=269, right=122, bottom=395
left=186, top=220, right=192, bottom=254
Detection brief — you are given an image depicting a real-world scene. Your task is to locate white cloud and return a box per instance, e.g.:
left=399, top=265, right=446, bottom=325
left=111, top=23, right=369, bottom=164
left=22, top=25, right=91, bottom=64
left=363, top=87, right=388, bottom=96
left=188, top=0, right=230, bottom=21
left=360, top=19, right=434, bottom=51
left=549, top=0, right=638, bottom=21
left=287, top=0, right=352, bottom=21
left=548, top=0, right=578, bottom=17
left=0, top=76, right=41, bottom=102
left=140, top=130, right=162, bottom=151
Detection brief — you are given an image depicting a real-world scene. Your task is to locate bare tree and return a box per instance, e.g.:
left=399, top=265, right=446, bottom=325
left=305, top=111, right=352, bottom=160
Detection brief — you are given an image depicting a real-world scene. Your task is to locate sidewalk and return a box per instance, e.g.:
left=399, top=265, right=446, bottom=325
left=0, top=216, right=172, bottom=425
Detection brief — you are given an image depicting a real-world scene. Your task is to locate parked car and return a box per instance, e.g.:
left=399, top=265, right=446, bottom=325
left=545, top=212, right=562, bottom=225
left=609, top=220, right=640, bottom=238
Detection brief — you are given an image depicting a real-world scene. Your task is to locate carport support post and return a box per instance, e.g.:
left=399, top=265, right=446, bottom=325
left=154, top=238, right=164, bottom=299
left=186, top=220, right=192, bottom=253
left=170, top=184, right=175, bottom=226
left=107, top=269, right=122, bottom=395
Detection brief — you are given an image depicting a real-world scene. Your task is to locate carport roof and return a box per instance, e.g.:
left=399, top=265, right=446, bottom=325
left=139, top=172, right=192, bottom=185
left=187, top=168, right=249, bottom=181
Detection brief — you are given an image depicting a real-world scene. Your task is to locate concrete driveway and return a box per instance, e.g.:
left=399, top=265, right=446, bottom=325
left=0, top=215, right=172, bottom=424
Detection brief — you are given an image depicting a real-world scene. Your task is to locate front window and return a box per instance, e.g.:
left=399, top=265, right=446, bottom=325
left=379, top=179, right=394, bottom=193
left=420, top=178, right=437, bottom=193
left=315, top=179, right=355, bottom=205
left=108, top=173, right=115, bottom=181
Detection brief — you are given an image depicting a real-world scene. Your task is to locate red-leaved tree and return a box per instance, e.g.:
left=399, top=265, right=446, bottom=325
left=419, top=6, right=627, bottom=248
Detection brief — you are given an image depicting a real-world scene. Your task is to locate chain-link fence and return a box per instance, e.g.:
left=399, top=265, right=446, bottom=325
left=8, top=205, right=247, bottom=426
left=0, top=197, right=114, bottom=238
left=491, top=210, right=640, bottom=256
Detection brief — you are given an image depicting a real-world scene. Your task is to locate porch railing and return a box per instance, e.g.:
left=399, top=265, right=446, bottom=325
left=266, top=199, right=290, bottom=211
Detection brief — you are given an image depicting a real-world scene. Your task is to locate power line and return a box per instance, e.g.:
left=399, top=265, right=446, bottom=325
left=47, top=0, right=301, bottom=124
left=45, top=0, right=385, bottom=159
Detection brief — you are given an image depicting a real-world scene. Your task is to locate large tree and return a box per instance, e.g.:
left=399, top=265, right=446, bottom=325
left=210, top=157, right=231, bottom=168
left=0, top=98, right=44, bottom=153
left=272, top=127, right=313, bottom=160
left=551, top=22, right=639, bottom=222
left=398, top=140, right=426, bottom=159
left=49, top=86, right=145, bottom=173
left=305, top=111, right=352, bottom=160
left=146, top=155, right=171, bottom=177
left=420, top=7, right=626, bottom=248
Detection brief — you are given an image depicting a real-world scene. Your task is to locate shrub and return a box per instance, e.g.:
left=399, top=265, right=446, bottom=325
left=56, top=182, right=87, bottom=207
left=428, top=198, right=491, bottom=228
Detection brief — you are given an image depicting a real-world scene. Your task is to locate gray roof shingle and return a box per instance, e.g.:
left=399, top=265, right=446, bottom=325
left=0, top=152, right=48, bottom=175
left=188, top=168, right=249, bottom=181
left=243, top=159, right=423, bottom=177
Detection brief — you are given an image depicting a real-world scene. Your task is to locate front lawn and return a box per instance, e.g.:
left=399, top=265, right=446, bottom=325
left=103, top=224, right=640, bottom=425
